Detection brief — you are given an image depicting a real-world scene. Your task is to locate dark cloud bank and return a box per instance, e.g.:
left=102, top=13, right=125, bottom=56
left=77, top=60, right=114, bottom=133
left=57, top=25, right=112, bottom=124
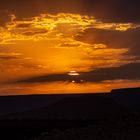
left=1, top=0, right=140, bottom=24
left=14, top=63, right=140, bottom=84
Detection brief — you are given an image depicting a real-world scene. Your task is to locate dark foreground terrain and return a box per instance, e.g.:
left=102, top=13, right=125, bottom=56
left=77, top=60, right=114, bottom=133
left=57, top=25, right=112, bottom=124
left=0, top=87, right=140, bottom=140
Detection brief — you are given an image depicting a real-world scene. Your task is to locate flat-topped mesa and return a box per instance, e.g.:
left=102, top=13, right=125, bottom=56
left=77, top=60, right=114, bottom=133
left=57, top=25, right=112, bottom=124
left=111, top=87, right=140, bottom=94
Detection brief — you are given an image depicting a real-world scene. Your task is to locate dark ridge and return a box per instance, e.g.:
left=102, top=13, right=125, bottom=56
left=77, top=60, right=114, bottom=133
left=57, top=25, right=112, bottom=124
left=0, top=88, right=140, bottom=139
left=111, top=87, right=140, bottom=94
left=0, top=94, right=129, bottom=120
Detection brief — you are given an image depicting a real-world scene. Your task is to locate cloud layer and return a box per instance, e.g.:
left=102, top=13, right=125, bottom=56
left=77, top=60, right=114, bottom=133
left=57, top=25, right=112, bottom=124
left=13, top=63, right=140, bottom=84
left=1, top=0, right=140, bottom=23
left=0, top=12, right=140, bottom=94
left=1, top=13, right=137, bottom=77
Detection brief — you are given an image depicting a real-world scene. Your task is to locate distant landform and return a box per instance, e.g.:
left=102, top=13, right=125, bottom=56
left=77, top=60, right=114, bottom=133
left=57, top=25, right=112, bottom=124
left=0, top=87, right=140, bottom=140
left=111, top=87, right=140, bottom=94
left=0, top=87, right=140, bottom=120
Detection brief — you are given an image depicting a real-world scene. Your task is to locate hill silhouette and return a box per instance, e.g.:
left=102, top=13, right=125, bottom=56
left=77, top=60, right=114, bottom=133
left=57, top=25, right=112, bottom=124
left=0, top=87, right=140, bottom=140
left=1, top=87, right=140, bottom=120
left=1, top=94, right=128, bottom=120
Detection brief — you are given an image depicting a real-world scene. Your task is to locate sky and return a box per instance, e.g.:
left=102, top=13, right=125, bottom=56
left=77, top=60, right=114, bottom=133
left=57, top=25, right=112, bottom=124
left=0, top=0, right=140, bottom=95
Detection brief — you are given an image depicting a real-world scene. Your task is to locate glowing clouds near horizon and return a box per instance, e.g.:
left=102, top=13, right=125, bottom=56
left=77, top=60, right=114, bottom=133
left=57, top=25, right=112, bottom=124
left=0, top=13, right=139, bottom=94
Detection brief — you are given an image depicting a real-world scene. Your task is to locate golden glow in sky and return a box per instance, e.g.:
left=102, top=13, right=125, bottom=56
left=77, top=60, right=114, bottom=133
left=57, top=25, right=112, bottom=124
left=0, top=13, right=140, bottom=95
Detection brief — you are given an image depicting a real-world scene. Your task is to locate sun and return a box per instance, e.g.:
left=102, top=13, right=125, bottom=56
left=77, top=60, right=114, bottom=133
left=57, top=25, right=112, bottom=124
left=68, top=71, right=80, bottom=76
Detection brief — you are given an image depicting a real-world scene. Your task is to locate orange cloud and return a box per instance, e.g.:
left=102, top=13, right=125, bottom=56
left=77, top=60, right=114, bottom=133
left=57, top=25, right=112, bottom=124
left=0, top=13, right=139, bottom=44
left=0, top=13, right=136, bottom=83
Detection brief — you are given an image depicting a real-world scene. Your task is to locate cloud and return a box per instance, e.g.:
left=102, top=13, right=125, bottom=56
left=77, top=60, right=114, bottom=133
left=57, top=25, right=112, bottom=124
left=0, top=13, right=139, bottom=67
left=76, top=27, right=140, bottom=60
left=0, top=52, right=46, bottom=73
left=12, top=63, right=140, bottom=84
left=0, top=0, right=140, bottom=24
left=0, top=13, right=139, bottom=75
left=81, top=63, right=140, bottom=82
left=0, top=52, right=21, bottom=60
left=0, top=13, right=139, bottom=45
left=0, top=1, right=140, bottom=94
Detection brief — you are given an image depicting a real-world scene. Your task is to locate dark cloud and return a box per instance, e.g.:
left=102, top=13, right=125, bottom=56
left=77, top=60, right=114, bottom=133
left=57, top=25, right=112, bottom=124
left=13, top=63, right=140, bottom=84
left=13, top=73, right=74, bottom=83
left=82, top=63, right=140, bottom=82
left=16, top=23, right=32, bottom=28
left=0, top=53, right=21, bottom=60
left=76, top=27, right=140, bottom=47
left=22, top=29, right=48, bottom=36
left=0, top=56, right=19, bottom=60
left=0, top=0, right=140, bottom=24
left=76, top=27, right=140, bottom=58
